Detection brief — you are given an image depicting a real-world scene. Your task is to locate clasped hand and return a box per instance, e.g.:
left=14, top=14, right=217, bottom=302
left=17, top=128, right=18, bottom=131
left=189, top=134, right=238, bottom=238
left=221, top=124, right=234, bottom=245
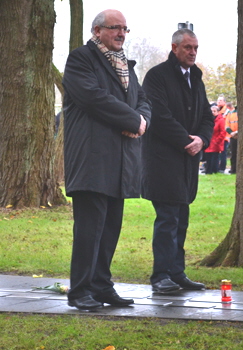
left=122, top=115, right=146, bottom=138
left=184, top=135, right=203, bottom=156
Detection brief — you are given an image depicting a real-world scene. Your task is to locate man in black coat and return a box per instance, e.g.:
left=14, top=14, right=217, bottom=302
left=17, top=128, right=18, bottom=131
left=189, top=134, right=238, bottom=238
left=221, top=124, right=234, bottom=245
left=142, top=29, right=213, bottom=293
left=63, top=9, right=151, bottom=310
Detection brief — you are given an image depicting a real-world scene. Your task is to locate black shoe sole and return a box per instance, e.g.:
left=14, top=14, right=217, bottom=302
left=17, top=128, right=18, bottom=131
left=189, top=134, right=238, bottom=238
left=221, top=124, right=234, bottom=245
left=179, top=286, right=205, bottom=290
left=152, top=286, right=180, bottom=293
left=68, top=301, right=102, bottom=310
left=94, top=299, right=134, bottom=306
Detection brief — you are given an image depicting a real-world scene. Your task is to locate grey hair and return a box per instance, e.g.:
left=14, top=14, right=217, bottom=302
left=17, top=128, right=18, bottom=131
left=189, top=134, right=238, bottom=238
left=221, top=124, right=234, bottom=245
left=217, top=95, right=226, bottom=102
left=172, top=29, right=196, bottom=45
left=91, top=11, right=106, bottom=34
left=211, top=105, right=219, bottom=111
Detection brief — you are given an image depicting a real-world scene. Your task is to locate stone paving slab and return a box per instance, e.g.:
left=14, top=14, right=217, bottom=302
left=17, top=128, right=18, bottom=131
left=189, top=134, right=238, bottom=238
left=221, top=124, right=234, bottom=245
left=1, top=275, right=243, bottom=321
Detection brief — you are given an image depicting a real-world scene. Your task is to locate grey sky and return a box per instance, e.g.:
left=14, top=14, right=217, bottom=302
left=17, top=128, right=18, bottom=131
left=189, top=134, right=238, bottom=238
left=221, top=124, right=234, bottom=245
left=53, top=0, right=238, bottom=72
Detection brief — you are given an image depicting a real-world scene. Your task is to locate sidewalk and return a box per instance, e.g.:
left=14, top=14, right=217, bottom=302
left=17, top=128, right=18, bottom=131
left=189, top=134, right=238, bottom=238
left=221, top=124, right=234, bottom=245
left=1, top=275, right=243, bottom=321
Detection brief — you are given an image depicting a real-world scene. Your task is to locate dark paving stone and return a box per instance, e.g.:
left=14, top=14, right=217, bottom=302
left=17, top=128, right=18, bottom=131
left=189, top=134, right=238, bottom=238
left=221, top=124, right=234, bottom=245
left=149, top=293, right=191, bottom=301
left=0, top=298, right=66, bottom=313
left=4, top=292, right=47, bottom=299
left=77, top=304, right=241, bottom=321
left=133, top=298, right=173, bottom=306
left=214, top=303, right=243, bottom=311
left=44, top=295, right=68, bottom=301
left=0, top=297, right=28, bottom=308
left=0, top=275, right=69, bottom=290
left=0, top=292, right=11, bottom=297
left=191, top=291, right=243, bottom=304
left=230, top=314, right=243, bottom=321
left=169, top=300, right=217, bottom=308
left=1, top=288, right=33, bottom=293
left=1, top=275, right=243, bottom=321
left=184, top=308, right=243, bottom=321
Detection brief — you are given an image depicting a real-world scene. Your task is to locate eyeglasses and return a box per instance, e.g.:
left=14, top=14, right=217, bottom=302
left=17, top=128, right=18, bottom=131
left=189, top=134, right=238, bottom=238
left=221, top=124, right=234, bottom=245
left=100, top=25, right=130, bottom=33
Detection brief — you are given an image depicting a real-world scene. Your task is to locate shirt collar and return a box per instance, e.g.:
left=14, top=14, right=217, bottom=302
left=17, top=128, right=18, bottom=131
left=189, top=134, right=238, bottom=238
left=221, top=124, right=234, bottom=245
left=180, top=67, right=190, bottom=74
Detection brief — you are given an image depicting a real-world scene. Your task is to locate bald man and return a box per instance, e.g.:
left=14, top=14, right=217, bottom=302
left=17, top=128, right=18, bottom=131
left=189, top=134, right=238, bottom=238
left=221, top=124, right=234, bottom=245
left=63, top=9, right=151, bottom=310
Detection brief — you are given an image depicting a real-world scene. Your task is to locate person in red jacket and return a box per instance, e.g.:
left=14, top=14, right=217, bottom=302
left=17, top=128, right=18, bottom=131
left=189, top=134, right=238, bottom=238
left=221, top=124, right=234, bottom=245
left=204, top=106, right=226, bottom=174
left=217, top=95, right=229, bottom=172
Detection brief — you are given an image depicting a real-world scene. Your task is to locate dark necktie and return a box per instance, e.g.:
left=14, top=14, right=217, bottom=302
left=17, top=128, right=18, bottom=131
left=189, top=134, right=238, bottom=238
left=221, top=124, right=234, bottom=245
left=184, top=71, right=190, bottom=87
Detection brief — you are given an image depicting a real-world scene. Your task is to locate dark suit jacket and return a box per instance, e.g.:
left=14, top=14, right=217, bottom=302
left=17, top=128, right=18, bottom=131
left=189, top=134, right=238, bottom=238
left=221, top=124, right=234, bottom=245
left=63, top=40, right=151, bottom=198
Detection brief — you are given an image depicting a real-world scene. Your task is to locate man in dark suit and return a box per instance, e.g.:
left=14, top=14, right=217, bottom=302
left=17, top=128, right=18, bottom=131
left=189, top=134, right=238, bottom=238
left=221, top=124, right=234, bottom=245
left=63, top=9, right=151, bottom=310
left=142, top=29, right=213, bottom=293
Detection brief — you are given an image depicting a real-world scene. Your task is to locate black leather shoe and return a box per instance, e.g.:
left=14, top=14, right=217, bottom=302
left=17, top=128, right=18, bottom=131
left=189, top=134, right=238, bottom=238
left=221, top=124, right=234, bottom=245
left=152, top=278, right=180, bottom=292
left=68, top=295, right=102, bottom=310
left=94, top=291, right=134, bottom=306
left=173, top=277, right=205, bottom=290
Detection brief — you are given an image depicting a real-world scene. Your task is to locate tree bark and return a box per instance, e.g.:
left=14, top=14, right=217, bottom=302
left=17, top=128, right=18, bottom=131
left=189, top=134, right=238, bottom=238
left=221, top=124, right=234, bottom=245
left=53, top=0, right=84, bottom=185
left=0, top=0, right=65, bottom=208
left=69, top=0, right=83, bottom=52
left=200, top=0, right=243, bottom=267
left=53, top=63, right=64, bottom=183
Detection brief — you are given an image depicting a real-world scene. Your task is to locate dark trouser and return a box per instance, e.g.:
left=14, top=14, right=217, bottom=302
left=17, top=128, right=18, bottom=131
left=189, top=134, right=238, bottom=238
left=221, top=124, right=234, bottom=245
left=205, top=152, right=219, bottom=174
left=219, top=140, right=229, bottom=171
left=68, top=191, right=124, bottom=301
left=230, top=138, right=237, bottom=173
left=150, top=202, right=189, bottom=284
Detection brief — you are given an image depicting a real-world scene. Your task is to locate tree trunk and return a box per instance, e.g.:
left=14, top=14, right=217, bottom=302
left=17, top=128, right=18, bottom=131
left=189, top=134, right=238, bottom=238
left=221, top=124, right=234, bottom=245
left=0, top=0, right=65, bottom=208
left=53, top=64, right=64, bottom=184
left=69, top=0, right=83, bottom=52
left=52, top=0, right=84, bottom=185
left=200, top=0, right=243, bottom=267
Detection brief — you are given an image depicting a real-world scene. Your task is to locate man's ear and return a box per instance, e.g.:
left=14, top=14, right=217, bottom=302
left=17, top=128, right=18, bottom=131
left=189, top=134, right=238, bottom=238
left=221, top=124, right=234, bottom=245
left=94, top=25, right=101, bottom=38
left=172, top=43, right=177, bottom=54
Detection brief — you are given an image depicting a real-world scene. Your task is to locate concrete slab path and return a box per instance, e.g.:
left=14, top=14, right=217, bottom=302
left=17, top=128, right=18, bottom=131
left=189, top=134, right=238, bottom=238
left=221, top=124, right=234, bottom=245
left=1, top=275, right=243, bottom=321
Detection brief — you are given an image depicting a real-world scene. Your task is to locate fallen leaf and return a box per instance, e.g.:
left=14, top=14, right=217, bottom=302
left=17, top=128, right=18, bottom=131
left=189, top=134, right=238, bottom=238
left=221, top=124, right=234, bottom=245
left=102, top=346, right=115, bottom=350
left=6, top=204, right=13, bottom=209
left=33, top=274, right=43, bottom=278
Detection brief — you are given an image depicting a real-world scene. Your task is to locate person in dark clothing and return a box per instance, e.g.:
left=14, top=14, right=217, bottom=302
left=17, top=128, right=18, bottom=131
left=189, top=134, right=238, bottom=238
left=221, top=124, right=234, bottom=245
left=142, top=29, right=214, bottom=293
left=63, top=9, right=151, bottom=310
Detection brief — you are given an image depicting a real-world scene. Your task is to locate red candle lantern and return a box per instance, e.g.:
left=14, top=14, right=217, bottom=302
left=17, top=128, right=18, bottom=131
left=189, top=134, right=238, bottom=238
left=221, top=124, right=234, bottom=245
left=221, top=279, right=232, bottom=303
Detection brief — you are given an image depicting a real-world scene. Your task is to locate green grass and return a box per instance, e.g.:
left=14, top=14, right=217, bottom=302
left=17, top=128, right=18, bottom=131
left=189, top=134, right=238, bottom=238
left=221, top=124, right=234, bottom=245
left=1, top=314, right=243, bottom=350
left=0, top=205, right=73, bottom=277
left=0, top=174, right=240, bottom=288
left=1, top=173, right=243, bottom=350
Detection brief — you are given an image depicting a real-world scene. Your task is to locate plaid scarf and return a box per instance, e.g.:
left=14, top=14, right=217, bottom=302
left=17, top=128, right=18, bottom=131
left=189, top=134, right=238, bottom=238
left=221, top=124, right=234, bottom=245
left=91, top=35, right=129, bottom=92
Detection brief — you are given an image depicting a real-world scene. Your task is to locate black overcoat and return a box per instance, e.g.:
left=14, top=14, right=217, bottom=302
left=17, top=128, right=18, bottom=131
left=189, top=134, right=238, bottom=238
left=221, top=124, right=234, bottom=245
left=63, top=40, right=151, bottom=198
left=141, top=51, right=214, bottom=204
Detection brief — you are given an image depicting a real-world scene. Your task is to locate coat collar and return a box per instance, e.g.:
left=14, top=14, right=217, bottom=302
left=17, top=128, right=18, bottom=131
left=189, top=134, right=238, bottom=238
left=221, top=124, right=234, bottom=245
left=168, top=50, right=202, bottom=79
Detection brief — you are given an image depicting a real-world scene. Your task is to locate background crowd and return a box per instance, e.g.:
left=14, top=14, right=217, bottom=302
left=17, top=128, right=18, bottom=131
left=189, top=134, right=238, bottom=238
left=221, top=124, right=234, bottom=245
left=200, top=95, right=238, bottom=175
